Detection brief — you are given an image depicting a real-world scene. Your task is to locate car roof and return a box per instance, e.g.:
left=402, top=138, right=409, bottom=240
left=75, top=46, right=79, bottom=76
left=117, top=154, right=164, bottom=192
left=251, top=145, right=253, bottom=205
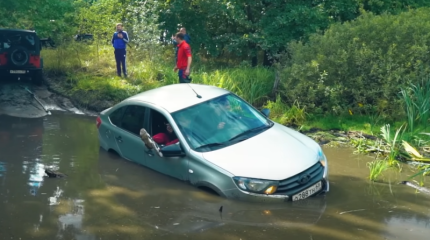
left=124, top=83, right=230, bottom=113
left=0, top=28, right=37, bottom=34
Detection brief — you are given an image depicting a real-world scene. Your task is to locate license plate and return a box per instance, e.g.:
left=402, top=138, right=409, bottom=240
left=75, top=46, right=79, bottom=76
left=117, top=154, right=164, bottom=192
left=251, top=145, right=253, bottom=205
left=292, top=181, right=322, bottom=201
left=10, top=70, right=26, bottom=74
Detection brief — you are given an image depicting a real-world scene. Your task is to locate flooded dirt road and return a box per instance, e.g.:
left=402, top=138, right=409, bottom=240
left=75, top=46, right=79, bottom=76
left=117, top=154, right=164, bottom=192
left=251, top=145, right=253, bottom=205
left=0, top=113, right=429, bottom=240
left=0, top=82, right=91, bottom=118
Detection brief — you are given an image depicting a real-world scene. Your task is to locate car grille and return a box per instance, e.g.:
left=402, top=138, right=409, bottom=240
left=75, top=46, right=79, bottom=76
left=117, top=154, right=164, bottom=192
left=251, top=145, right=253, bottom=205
left=275, top=162, right=325, bottom=196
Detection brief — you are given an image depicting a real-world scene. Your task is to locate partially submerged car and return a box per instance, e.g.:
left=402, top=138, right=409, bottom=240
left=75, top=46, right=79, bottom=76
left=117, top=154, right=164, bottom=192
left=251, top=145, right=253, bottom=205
left=97, top=84, right=329, bottom=202
left=0, top=28, right=44, bottom=85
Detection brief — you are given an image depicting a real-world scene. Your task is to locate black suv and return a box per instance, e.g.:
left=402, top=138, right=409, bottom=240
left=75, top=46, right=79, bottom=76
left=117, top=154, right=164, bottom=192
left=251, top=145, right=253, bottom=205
left=0, top=28, right=44, bottom=85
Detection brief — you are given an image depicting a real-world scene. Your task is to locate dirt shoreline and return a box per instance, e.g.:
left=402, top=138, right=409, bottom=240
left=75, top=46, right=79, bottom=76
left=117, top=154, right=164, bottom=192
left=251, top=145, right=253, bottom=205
left=0, top=79, right=92, bottom=118
left=44, top=76, right=107, bottom=115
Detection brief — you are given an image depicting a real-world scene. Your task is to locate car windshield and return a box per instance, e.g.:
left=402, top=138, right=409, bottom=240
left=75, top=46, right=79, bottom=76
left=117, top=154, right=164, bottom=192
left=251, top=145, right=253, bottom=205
left=171, top=94, right=273, bottom=152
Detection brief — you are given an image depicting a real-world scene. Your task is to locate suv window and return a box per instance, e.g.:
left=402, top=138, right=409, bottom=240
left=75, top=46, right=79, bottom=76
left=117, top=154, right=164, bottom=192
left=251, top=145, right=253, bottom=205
left=0, top=33, right=37, bottom=51
left=109, top=106, right=126, bottom=126
left=119, top=105, right=147, bottom=135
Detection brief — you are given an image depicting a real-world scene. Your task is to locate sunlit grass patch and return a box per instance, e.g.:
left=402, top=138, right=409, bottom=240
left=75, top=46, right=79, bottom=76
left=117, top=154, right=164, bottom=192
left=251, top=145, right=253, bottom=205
left=301, top=114, right=384, bottom=134
left=263, top=94, right=306, bottom=126
left=68, top=74, right=142, bottom=102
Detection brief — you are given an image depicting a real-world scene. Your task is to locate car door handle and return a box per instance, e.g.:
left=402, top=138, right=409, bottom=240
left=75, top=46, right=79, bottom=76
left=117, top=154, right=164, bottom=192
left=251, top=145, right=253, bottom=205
left=115, top=136, right=122, bottom=143
left=145, top=149, right=154, bottom=157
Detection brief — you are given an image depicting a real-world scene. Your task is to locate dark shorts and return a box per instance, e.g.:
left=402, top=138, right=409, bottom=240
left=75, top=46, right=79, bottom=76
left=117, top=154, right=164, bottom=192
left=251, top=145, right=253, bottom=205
left=178, top=69, right=192, bottom=83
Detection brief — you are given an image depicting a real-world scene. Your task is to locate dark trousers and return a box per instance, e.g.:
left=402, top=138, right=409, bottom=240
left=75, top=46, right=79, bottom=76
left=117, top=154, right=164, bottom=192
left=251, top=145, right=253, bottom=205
left=178, top=68, right=192, bottom=83
left=114, top=49, right=127, bottom=77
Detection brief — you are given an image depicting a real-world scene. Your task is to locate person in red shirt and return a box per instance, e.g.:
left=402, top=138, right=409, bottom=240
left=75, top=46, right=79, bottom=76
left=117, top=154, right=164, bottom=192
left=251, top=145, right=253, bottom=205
left=152, top=122, right=179, bottom=146
left=173, top=32, right=192, bottom=83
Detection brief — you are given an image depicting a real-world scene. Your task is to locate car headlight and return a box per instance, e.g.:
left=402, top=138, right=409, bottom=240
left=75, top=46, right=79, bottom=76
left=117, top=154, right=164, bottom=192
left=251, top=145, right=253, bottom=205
left=233, top=177, right=279, bottom=195
left=318, top=148, right=327, bottom=167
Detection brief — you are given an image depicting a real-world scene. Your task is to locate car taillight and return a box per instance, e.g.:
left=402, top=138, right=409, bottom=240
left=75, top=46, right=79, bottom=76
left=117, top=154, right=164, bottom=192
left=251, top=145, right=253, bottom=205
left=0, top=53, right=7, bottom=65
left=96, top=116, right=102, bottom=129
left=29, top=55, right=40, bottom=68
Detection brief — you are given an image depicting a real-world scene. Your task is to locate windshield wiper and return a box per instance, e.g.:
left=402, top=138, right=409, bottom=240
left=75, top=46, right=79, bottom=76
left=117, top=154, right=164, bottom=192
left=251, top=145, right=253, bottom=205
left=228, top=124, right=272, bottom=142
left=195, top=142, right=226, bottom=150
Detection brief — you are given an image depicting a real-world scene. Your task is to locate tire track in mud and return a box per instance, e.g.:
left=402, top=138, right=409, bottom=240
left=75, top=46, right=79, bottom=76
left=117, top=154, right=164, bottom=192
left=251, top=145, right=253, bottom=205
left=0, top=82, right=93, bottom=118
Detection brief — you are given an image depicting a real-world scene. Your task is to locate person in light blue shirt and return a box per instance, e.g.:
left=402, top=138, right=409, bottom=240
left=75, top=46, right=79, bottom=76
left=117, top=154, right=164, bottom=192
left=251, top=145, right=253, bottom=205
left=111, top=23, right=129, bottom=77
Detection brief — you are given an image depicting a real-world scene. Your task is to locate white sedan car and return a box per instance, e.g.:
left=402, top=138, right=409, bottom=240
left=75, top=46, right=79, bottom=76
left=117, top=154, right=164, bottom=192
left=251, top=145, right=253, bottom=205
left=96, top=83, right=329, bottom=202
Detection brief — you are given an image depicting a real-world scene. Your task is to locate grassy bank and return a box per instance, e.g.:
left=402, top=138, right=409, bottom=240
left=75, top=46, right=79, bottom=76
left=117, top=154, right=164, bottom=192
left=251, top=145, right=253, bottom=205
left=42, top=43, right=275, bottom=112
left=41, top=43, right=390, bottom=133
left=41, top=42, right=430, bottom=183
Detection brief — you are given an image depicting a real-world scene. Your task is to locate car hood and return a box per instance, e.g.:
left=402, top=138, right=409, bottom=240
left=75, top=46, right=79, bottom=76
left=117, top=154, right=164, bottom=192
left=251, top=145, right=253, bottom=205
left=201, top=123, right=321, bottom=180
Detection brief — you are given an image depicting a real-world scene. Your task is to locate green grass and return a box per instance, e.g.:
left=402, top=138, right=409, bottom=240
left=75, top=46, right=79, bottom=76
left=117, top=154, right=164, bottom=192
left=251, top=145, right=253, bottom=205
left=42, top=43, right=274, bottom=108
left=302, top=114, right=384, bottom=134
left=401, top=78, right=430, bottom=133
left=262, top=94, right=306, bottom=126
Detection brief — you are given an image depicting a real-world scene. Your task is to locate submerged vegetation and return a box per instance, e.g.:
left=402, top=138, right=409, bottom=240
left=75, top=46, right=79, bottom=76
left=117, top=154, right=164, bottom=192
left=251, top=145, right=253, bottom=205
left=359, top=78, right=430, bottom=182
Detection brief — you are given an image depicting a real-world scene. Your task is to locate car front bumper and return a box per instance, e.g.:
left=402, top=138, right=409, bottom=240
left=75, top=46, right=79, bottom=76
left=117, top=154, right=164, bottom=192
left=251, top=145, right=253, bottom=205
left=223, top=178, right=329, bottom=203
left=223, top=163, right=329, bottom=203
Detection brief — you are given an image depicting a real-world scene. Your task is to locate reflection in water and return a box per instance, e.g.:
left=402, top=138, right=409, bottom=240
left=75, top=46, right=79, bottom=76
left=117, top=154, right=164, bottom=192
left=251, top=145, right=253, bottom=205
left=49, top=186, right=64, bottom=206
left=141, top=196, right=327, bottom=234
left=0, top=114, right=97, bottom=240
left=56, top=199, right=96, bottom=240
left=0, top=161, right=5, bottom=177
left=27, top=160, right=46, bottom=196
left=0, top=113, right=429, bottom=240
left=385, top=215, right=430, bottom=234
left=0, top=161, right=5, bottom=189
left=59, top=199, right=85, bottom=230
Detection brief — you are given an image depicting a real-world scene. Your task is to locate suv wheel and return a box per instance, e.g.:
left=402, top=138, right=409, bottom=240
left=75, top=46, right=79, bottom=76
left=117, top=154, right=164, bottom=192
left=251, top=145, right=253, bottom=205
left=10, top=46, right=30, bottom=66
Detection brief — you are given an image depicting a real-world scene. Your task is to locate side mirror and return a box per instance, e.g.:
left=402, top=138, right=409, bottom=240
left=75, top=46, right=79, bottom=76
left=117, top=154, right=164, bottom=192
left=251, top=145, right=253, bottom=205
left=261, top=108, right=270, bottom=117
left=160, top=143, right=186, bottom=158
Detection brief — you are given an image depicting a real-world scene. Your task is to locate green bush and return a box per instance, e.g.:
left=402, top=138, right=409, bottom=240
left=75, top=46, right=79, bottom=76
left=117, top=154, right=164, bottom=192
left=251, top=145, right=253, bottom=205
left=280, top=8, right=430, bottom=117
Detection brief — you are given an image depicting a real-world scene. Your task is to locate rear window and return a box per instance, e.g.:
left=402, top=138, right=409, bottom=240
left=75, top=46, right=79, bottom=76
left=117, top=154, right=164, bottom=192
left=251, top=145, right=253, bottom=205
left=0, top=32, right=38, bottom=51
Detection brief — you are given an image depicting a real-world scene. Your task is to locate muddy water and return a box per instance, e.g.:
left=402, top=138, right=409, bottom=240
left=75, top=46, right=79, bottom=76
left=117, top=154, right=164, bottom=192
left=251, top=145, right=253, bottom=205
left=0, top=113, right=429, bottom=240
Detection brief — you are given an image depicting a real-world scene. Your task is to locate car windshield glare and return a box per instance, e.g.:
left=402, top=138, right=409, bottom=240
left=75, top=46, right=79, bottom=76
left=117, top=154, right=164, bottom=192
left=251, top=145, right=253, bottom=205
left=172, top=94, right=272, bottom=152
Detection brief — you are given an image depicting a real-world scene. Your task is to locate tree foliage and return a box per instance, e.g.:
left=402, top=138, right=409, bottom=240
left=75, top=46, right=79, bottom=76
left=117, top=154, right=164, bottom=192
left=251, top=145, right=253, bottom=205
left=157, top=0, right=430, bottom=64
left=2, top=0, right=430, bottom=63
left=75, top=0, right=162, bottom=59
left=280, top=8, right=430, bottom=117
left=0, top=0, right=77, bottom=39
left=74, top=0, right=122, bottom=40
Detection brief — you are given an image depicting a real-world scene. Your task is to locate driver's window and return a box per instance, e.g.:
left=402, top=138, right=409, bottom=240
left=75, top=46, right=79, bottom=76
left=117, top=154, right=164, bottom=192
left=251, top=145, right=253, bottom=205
left=149, top=109, right=179, bottom=147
